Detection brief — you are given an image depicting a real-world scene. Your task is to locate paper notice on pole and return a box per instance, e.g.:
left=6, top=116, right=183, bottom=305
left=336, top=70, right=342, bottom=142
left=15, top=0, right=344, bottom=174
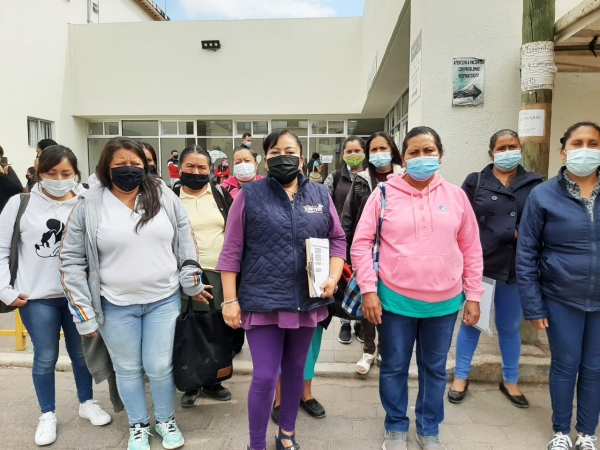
left=409, top=31, right=422, bottom=106
left=521, top=41, right=557, bottom=92
left=321, top=155, right=333, bottom=164
left=474, top=277, right=496, bottom=337
left=518, top=109, right=546, bottom=137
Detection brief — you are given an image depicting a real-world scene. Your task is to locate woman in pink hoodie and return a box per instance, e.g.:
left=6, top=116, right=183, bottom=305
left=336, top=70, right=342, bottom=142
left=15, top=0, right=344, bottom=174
left=351, top=126, right=483, bottom=450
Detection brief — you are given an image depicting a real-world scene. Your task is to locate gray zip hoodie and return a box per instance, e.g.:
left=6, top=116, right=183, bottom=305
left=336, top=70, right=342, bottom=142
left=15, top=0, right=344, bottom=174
left=59, top=183, right=205, bottom=335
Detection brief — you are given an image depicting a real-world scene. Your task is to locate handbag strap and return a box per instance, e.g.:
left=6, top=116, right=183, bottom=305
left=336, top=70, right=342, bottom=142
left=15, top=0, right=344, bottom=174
left=372, top=183, right=386, bottom=272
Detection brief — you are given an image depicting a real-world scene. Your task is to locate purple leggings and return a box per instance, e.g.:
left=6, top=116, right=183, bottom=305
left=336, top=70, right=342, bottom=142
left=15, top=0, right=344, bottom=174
left=246, top=325, right=316, bottom=450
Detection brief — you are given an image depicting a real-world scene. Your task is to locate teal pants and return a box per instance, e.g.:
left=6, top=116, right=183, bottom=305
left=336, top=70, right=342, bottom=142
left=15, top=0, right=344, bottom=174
left=303, top=325, right=324, bottom=381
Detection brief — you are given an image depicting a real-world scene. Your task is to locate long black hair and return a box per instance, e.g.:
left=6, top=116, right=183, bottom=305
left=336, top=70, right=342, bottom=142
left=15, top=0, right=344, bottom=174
left=365, top=132, right=402, bottom=172
left=96, top=137, right=160, bottom=233
left=560, top=122, right=600, bottom=150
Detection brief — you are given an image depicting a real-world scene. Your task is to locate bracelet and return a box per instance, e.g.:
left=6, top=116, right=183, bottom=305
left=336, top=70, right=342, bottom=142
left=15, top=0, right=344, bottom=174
left=327, top=275, right=336, bottom=281
left=223, top=298, right=238, bottom=305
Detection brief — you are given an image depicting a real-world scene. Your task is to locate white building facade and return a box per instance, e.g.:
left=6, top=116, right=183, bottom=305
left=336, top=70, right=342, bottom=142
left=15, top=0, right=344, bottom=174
left=2, top=0, right=599, bottom=186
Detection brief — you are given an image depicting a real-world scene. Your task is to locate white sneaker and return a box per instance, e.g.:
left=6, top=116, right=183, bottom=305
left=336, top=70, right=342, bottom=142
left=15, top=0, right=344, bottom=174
left=79, top=400, right=112, bottom=426
left=575, top=434, right=597, bottom=450
left=547, top=432, right=573, bottom=450
left=35, top=412, right=57, bottom=446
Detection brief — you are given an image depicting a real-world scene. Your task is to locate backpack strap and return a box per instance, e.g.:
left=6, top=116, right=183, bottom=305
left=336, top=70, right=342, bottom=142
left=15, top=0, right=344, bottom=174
left=9, top=194, right=30, bottom=286
left=474, top=172, right=482, bottom=202
left=332, top=170, right=343, bottom=193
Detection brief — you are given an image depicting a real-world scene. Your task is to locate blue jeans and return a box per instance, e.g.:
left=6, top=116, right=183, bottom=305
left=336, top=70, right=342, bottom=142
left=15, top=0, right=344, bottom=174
left=378, top=309, right=457, bottom=436
left=546, top=299, right=600, bottom=436
left=99, top=292, right=180, bottom=425
left=454, top=280, right=522, bottom=383
left=19, top=298, right=93, bottom=413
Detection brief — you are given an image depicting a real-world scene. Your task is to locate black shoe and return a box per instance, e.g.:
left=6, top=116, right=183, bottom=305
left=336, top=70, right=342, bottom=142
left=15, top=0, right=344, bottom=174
left=181, top=389, right=199, bottom=408
left=499, top=381, right=529, bottom=408
left=300, top=398, right=326, bottom=418
left=271, top=402, right=280, bottom=424
left=354, top=323, right=364, bottom=343
left=202, top=383, right=232, bottom=401
left=338, top=323, right=352, bottom=344
left=447, top=380, right=469, bottom=404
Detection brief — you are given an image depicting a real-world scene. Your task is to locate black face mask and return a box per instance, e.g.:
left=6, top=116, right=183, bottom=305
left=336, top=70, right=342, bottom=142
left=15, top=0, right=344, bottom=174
left=110, top=166, right=145, bottom=192
left=172, top=155, right=178, bottom=160
left=267, top=155, right=301, bottom=185
left=149, top=164, right=158, bottom=175
left=180, top=172, right=210, bottom=190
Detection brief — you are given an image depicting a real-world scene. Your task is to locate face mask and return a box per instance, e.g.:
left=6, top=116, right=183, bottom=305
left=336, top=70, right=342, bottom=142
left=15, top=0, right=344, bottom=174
left=493, top=150, right=523, bottom=172
left=370, top=152, right=392, bottom=169
left=40, top=177, right=77, bottom=198
left=343, top=154, right=365, bottom=168
left=180, top=172, right=210, bottom=190
left=223, top=163, right=229, bottom=168
left=244, top=141, right=253, bottom=149
left=234, top=162, right=257, bottom=182
left=267, top=155, right=301, bottom=185
left=406, top=156, right=440, bottom=182
left=565, top=148, right=600, bottom=177
left=110, top=166, right=145, bottom=192
left=172, top=155, right=178, bottom=160
left=149, top=164, right=158, bottom=175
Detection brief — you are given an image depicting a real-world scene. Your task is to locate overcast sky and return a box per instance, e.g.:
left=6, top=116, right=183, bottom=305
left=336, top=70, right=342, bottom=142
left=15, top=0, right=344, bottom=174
left=161, top=0, right=366, bottom=20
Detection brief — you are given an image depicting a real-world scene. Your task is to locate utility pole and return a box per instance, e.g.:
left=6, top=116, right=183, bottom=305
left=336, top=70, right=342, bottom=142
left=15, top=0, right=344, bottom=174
left=520, top=0, right=556, bottom=345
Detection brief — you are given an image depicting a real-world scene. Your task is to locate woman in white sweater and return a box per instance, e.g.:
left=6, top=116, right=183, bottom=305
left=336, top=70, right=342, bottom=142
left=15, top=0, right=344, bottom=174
left=0, top=146, right=112, bottom=447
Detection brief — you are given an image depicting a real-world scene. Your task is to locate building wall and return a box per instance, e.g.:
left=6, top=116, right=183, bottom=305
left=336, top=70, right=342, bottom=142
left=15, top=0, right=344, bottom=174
left=69, top=18, right=363, bottom=118
left=556, top=0, right=583, bottom=19
left=408, top=0, right=523, bottom=186
left=0, top=0, right=154, bottom=184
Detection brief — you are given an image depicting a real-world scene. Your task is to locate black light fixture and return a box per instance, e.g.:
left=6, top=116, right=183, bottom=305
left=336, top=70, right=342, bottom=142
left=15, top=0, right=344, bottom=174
left=201, top=40, right=221, bottom=51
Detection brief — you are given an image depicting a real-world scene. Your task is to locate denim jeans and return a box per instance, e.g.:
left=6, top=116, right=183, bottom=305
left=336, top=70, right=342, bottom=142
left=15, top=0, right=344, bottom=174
left=378, top=309, right=457, bottom=436
left=454, top=280, right=522, bottom=383
left=19, top=298, right=93, bottom=413
left=545, top=299, right=600, bottom=436
left=99, top=291, right=180, bottom=425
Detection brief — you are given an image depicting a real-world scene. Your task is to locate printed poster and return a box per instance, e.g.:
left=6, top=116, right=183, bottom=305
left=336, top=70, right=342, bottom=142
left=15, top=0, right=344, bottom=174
left=452, top=58, right=485, bottom=107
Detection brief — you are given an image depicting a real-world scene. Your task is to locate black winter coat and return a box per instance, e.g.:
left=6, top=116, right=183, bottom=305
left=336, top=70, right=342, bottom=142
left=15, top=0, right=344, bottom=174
left=462, top=164, right=543, bottom=284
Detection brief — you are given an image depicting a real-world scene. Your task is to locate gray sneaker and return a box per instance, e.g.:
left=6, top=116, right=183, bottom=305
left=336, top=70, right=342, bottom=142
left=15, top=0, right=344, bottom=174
left=416, top=434, right=446, bottom=450
left=382, top=430, right=408, bottom=450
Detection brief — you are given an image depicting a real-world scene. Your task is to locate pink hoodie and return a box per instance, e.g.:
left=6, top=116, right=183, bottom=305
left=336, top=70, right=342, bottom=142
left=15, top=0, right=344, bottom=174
left=351, top=173, right=484, bottom=303
left=220, top=174, right=264, bottom=199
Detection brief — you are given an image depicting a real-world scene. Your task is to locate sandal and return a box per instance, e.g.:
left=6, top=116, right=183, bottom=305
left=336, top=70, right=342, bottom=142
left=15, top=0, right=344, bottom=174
left=356, top=353, right=375, bottom=374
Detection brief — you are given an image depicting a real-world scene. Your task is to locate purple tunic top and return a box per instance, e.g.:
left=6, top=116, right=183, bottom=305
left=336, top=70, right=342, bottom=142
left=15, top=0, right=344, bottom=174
left=216, top=189, right=346, bottom=329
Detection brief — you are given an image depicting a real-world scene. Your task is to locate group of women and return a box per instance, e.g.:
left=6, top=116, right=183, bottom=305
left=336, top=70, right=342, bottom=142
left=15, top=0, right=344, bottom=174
left=0, top=121, right=599, bottom=450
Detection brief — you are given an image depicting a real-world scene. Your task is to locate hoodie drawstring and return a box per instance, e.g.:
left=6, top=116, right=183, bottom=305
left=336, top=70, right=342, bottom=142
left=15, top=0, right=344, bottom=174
left=428, top=184, right=435, bottom=232
left=409, top=189, right=419, bottom=242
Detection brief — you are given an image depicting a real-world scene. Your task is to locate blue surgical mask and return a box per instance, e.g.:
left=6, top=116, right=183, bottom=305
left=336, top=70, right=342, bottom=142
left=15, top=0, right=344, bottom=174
left=493, top=150, right=522, bottom=171
left=406, top=156, right=440, bottom=181
left=566, top=147, right=600, bottom=177
left=370, top=152, right=392, bottom=169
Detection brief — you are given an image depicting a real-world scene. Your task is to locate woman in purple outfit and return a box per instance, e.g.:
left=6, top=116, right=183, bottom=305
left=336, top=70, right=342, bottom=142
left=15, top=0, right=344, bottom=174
left=217, top=129, right=346, bottom=450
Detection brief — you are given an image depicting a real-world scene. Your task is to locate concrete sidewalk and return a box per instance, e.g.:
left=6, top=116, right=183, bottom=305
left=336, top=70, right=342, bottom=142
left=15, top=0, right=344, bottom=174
left=0, top=312, right=551, bottom=382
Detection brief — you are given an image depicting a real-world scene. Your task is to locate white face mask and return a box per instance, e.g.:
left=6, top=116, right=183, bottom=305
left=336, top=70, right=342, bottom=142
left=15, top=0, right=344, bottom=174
left=40, top=177, right=76, bottom=198
left=233, top=162, right=257, bottom=182
left=244, top=141, right=253, bottom=149
left=565, top=147, right=600, bottom=177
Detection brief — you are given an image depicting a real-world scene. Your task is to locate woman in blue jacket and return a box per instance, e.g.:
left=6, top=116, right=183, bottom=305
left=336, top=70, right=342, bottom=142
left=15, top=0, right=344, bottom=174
left=449, top=130, right=543, bottom=407
left=217, top=129, right=346, bottom=450
left=517, top=122, right=600, bottom=450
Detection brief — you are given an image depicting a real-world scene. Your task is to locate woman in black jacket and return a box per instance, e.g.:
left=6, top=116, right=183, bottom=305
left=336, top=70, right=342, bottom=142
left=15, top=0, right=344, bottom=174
left=449, top=129, right=543, bottom=407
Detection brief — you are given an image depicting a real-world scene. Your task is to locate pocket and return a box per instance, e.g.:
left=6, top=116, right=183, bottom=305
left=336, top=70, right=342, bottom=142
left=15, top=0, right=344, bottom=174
left=244, top=255, right=268, bottom=283
left=390, top=253, right=462, bottom=292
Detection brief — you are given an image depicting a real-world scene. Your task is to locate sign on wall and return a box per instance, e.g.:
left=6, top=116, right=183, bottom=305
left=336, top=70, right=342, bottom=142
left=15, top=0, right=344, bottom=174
left=409, top=31, right=422, bottom=106
left=452, top=58, right=485, bottom=107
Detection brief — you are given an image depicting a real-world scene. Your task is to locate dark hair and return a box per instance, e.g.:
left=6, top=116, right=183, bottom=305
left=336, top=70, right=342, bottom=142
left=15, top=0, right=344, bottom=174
left=97, top=137, right=160, bottom=233
left=560, top=122, right=600, bottom=150
left=27, top=166, right=35, bottom=174
left=36, top=145, right=81, bottom=183
left=311, top=153, right=321, bottom=160
left=179, top=145, right=211, bottom=167
left=342, top=136, right=366, bottom=152
left=242, top=133, right=252, bottom=139
left=0, top=144, right=3, bottom=158
left=139, top=142, right=157, bottom=164
left=233, top=148, right=257, bottom=161
left=365, top=132, right=403, bottom=170
left=171, top=149, right=178, bottom=155
left=262, top=129, right=303, bottom=155
left=401, top=127, right=444, bottom=156
left=489, top=129, right=519, bottom=151
left=37, top=139, right=58, bottom=151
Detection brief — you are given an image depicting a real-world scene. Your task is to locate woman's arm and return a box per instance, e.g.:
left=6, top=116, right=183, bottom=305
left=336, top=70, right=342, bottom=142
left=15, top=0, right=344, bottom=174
left=59, top=202, right=98, bottom=335
left=320, top=198, right=347, bottom=297
left=457, top=191, right=484, bottom=303
left=0, top=196, right=24, bottom=306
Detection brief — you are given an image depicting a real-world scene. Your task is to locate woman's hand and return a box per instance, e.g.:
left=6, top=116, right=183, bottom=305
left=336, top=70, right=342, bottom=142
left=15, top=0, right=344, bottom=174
left=463, top=301, right=480, bottom=326
left=320, top=277, right=337, bottom=299
left=10, top=293, right=29, bottom=308
left=363, top=292, right=383, bottom=325
left=223, top=302, right=242, bottom=329
left=192, top=286, right=213, bottom=304
left=84, top=332, right=98, bottom=338
left=531, top=318, right=549, bottom=330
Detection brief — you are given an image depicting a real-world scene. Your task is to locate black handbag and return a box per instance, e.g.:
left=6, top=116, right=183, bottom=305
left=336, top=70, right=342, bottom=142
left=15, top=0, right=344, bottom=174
left=173, top=283, right=234, bottom=392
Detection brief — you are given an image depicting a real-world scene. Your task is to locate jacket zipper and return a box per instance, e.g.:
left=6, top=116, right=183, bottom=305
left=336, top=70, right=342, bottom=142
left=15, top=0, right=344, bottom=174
left=588, top=198, right=599, bottom=308
left=290, top=198, right=300, bottom=311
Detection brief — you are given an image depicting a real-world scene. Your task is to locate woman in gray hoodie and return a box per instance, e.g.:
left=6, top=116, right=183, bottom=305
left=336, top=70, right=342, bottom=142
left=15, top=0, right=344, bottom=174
left=59, top=138, right=211, bottom=450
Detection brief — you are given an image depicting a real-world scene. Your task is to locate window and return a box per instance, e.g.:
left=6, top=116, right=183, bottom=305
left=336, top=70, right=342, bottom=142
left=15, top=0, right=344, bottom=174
left=122, top=120, right=158, bottom=136
left=197, top=120, right=232, bottom=137
left=27, top=118, right=53, bottom=147
left=161, top=121, right=194, bottom=135
left=88, top=121, right=119, bottom=136
left=384, top=90, right=409, bottom=144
